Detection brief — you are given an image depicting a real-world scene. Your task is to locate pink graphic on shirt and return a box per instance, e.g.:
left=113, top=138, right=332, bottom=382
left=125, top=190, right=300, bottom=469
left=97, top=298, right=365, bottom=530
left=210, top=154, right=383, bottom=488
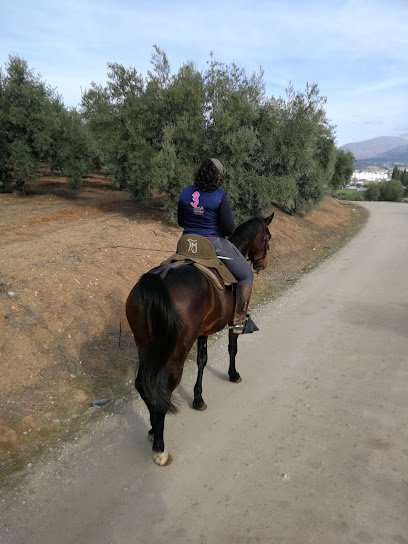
left=191, top=191, right=200, bottom=208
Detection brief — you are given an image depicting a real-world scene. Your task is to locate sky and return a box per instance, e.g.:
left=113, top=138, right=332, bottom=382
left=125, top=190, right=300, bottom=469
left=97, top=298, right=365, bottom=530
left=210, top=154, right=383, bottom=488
left=1, top=0, right=408, bottom=146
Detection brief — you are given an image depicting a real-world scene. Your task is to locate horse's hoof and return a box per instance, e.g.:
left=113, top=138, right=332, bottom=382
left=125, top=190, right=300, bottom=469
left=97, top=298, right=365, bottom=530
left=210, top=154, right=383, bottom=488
left=193, top=400, right=207, bottom=411
left=230, top=375, right=242, bottom=384
left=147, top=431, right=154, bottom=443
left=152, top=450, right=172, bottom=466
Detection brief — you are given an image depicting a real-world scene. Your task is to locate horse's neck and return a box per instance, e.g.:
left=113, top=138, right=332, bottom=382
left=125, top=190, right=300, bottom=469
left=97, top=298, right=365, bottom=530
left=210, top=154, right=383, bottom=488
left=231, top=236, right=253, bottom=258
left=230, top=220, right=259, bottom=257
left=233, top=239, right=250, bottom=258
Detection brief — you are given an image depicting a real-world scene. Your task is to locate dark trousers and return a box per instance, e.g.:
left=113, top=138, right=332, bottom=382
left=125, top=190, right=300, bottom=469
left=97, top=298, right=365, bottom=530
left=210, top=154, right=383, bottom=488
left=209, top=237, right=253, bottom=286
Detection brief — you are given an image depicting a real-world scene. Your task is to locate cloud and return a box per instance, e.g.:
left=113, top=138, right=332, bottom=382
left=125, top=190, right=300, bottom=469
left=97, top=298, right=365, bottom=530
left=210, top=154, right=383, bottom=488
left=1, top=0, right=407, bottom=144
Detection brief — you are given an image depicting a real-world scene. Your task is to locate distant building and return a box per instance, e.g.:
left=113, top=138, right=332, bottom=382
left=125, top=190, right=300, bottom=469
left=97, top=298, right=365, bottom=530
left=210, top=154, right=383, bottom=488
left=351, top=170, right=390, bottom=183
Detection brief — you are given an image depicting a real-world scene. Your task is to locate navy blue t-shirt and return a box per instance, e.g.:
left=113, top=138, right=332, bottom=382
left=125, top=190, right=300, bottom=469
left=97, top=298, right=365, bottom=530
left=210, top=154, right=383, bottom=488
left=178, top=185, right=235, bottom=237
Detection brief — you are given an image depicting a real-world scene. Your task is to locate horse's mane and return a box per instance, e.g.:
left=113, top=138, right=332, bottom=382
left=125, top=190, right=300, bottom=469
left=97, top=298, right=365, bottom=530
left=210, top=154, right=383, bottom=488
left=229, top=216, right=264, bottom=253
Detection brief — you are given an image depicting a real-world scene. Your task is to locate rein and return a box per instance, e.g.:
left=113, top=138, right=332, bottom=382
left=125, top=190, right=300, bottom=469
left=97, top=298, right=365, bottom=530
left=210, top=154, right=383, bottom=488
left=250, top=233, right=270, bottom=271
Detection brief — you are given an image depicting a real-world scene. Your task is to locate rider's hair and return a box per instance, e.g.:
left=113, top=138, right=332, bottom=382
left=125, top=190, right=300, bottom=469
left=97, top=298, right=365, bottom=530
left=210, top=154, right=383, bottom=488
left=193, top=158, right=224, bottom=192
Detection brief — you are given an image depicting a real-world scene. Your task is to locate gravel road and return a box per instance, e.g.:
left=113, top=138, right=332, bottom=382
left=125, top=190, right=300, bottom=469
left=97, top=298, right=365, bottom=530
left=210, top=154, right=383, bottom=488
left=1, top=201, right=407, bottom=544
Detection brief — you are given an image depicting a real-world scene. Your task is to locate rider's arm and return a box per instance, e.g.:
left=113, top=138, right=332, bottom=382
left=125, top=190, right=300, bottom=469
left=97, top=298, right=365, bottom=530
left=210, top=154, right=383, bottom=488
left=218, top=194, right=235, bottom=237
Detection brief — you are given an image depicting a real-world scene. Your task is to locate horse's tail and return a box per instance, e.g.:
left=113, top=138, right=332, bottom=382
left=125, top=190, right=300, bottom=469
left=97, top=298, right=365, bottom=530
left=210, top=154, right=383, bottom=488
left=135, top=272, right=181, bottom=413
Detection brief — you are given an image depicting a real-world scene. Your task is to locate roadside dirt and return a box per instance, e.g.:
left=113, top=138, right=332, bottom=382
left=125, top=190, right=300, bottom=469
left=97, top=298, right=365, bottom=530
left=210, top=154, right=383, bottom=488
left=0, top=175, right=368, bottom=480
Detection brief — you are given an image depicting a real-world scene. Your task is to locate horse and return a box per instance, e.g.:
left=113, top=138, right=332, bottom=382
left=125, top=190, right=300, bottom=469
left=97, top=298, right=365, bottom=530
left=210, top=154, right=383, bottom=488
left=126, top=212, right=274, bottom=465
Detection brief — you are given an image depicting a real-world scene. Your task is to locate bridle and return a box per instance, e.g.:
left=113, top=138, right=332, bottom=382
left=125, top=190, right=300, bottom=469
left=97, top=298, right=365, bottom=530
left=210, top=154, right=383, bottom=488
left=250, top=229, right=271, bottom=272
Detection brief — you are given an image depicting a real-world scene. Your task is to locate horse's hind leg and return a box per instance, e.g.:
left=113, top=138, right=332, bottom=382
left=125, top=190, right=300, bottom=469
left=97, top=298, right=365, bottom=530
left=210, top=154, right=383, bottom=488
left=147, top=411, right=157, bottom=442
left=228, top=329, right=242, bottom=383
left=150, top=410, right=171, bottom=466
left=193, top=336, right=208, bottom=411
left=136, top=371, right=171, bottom=465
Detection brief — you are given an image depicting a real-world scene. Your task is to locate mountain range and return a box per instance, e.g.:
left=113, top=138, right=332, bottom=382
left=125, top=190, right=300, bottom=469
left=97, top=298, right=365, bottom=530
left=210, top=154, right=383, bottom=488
left=340, top=136, right=408, bottom=169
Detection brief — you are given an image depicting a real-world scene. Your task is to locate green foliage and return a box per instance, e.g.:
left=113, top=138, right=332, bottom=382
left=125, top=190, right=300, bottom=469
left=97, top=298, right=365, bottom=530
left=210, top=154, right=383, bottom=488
left=268, top=175, right=298, bottom=212
left=364, top=183, right=381, bottom=201
left=151, top=124, right=194, bottom=220
left=391, top=165, right=400, bottom=180
left=400, top=168, right=408, bottom=186
left=9, top=140, right=35, bottom=192
left=316, top=136, right=337, bottom=189
left=379, top=180, right=404, bottom=201
left=338, top=180, right=404, bottom=203
left=1, top=49, right=345, bottom=219
left=0, top=55, right=95, bottom=192
left=330, top=150, right=354, bottom=189
left=365, top=180, right=404, bottom=202
left=202, top=56, right=266, bottom=221
left=48, top=104, right=95, bottom=188
left=333, top=188, right=364, bottom=201
left=258, top=83, right=336, bottom=213
left=0, top=56, right=50, bottom=191
left=390, top=166, right=408, bottom=188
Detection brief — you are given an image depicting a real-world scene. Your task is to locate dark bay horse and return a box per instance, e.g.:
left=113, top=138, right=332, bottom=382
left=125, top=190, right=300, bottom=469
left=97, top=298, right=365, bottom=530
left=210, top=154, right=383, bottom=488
left=126, top=212, right=274, bottom=465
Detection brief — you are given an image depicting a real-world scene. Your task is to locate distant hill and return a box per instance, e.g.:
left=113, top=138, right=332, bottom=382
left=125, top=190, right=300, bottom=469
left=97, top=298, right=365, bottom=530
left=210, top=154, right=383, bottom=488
left=374, top=144, right=408, bottom=161
left=341, top=136, right=408, bottom=160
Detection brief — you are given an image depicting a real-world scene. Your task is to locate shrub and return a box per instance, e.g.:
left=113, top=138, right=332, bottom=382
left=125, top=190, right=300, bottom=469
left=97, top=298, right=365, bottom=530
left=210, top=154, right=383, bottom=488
left=1, top=56, right=95, bottom=192
left=365, top=183, right=381, bottom=201
left=365, top=180, right=404, bottom=202
left=379, top=180, right=404, bottom=202
left=268, top=175, right=297, bottom=212
left=333, top=188, right=364, bottom=201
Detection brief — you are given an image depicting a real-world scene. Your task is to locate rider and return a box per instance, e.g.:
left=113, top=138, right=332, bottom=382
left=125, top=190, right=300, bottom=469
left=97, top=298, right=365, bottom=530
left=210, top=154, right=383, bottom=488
left=177, top=158, right=254, bottom=334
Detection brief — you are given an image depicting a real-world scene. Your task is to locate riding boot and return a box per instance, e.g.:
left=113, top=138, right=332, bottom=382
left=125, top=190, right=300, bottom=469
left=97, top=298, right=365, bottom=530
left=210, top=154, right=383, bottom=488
left=231, top=283, right=252, bottom=335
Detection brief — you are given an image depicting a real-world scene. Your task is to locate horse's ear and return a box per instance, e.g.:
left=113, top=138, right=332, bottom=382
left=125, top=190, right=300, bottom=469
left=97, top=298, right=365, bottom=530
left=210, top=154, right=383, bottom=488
left=264, top=212, right=274, bottom=225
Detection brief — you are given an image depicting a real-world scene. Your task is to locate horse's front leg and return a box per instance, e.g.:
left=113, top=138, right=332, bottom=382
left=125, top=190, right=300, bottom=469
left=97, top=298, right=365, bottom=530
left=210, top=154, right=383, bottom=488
left=193, top=335, right=208, bottom=410
left=228, top=329, right=242, bottom=383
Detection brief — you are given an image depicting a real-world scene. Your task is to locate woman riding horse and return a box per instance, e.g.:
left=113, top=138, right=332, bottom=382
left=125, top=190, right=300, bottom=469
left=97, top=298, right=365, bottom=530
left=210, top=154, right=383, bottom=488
left=126, top=159, right=274, bottom=465
left=178, top=158, right=253, bottom=334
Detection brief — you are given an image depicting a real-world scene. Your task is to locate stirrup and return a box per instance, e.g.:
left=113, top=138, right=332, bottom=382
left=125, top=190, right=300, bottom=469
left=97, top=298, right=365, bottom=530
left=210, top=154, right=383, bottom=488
left=229, top=315, right=259, bottom=335
left=230, top=322, right=246, bottom=335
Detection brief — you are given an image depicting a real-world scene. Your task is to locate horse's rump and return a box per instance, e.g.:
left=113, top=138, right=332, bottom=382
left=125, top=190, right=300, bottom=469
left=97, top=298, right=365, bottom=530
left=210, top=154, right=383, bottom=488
left=126, top=272, right=182, bottom=412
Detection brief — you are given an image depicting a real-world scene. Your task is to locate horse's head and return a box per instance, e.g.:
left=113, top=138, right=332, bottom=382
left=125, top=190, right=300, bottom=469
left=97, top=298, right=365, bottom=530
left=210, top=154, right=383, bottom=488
left=230, top=212, right=274, bottom=273
left=248, top=212, right=274, bottom=272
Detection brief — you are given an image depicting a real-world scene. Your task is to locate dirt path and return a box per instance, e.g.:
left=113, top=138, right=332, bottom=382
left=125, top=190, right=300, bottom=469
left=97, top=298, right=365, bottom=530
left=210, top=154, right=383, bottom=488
left=0, top=179, right=366, bottom=479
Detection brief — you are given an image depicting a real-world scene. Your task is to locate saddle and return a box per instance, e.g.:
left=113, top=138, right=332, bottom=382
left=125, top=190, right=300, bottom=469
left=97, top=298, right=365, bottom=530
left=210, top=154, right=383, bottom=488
left=153, top=234, right=237, bottom=291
